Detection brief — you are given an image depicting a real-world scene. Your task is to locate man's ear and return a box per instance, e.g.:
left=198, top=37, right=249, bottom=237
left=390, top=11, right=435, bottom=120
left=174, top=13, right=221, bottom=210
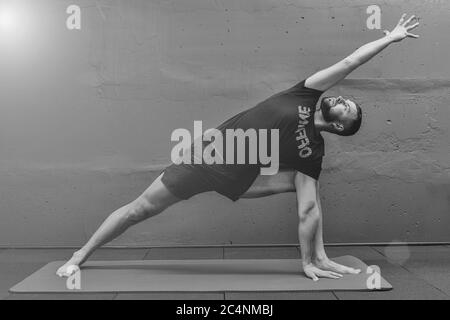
left=332, top=122, right=345, bottom=132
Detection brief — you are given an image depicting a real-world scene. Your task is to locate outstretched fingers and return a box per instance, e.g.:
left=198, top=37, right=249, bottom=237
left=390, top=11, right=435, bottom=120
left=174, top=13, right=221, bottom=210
left=320, top=260, right=361, bottom=275
left=395, top=14, right=420, bottom=40
left=316, top=269, right=343, bottom=280
left=407, top=18, right=420, bottom=38
left=398, top=14, right=419, bottom=28
left=404, top=15, right=416, bottom=26
left=333, top=264, right=361, bottom=275
left=407, top=22, right=420, bottom=31
left=397, top=13, right=407, bottom=26
left=304, top=266, right=344, bottom=282
left=407, top=33, right=420, bottom=38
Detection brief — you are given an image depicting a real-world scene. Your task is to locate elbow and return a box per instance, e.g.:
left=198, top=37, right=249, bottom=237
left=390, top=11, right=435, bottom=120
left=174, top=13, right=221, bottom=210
left=343, top=57, right=360, bottom=69
left=298, top=200, right=319, bottom=223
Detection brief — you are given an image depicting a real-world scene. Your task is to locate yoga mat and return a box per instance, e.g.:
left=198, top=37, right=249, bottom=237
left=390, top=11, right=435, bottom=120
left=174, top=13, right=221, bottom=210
left=10, top=256, right=392, bottom=293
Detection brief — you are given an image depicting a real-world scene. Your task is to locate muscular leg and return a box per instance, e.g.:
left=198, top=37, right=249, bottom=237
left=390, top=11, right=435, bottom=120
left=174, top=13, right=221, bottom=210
left=57, top=170, right=295, bottom=276
left=241, top=170, right=296, bottom=199
left=57, top=173, right=181, bottom=276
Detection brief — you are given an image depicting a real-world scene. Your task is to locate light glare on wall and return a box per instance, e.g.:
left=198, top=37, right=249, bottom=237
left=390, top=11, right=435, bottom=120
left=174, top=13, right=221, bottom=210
left=0, top=1, right=35, bottom=57
left=0, top=4, right=18, bottom=32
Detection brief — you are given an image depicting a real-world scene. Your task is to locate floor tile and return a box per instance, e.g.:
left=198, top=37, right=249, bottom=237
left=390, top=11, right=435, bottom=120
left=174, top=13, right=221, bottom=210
left=325, top=246, right=386, bottom=260
left=90, top=248, right=149, bottom=260
left=0, top=262, right=46, bottom=299
left=224, top=247, right=300, bottom=259
left=334, top=259, right=449, bottom=300
left=374, top=246, right=450, bottom=296
left=2, top=246, right=450, bottom=300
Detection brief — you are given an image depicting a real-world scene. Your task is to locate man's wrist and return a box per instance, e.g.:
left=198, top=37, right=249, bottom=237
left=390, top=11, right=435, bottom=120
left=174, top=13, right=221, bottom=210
left=302, top=259, right=312, bottom=267
left=313, top=254, right=328, bottom=263
left=383, top=34, right=396, bottom=44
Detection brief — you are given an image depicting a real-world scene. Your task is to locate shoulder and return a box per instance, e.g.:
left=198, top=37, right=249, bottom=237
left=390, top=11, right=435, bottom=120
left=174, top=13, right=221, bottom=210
left=304, top=77, right=325, bottom=92
left=287, top=79, right=325, bottom=96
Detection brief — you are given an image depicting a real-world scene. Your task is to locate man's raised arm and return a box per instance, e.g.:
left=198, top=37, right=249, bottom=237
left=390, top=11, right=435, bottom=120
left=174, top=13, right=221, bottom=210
left=305, top=14, right=420, bottom=92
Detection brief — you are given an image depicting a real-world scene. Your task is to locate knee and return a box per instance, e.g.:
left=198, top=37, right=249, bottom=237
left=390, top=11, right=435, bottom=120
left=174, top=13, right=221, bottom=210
left=126, top=197, right=161, bottom=223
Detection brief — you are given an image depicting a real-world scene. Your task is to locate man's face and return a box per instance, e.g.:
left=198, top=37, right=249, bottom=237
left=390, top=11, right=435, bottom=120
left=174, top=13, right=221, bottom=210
left=320, top=96, right=359, bottom=125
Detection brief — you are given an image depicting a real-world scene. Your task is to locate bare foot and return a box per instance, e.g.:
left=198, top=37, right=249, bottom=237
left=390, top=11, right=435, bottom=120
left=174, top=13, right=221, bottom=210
left=56, top=251, right=86, bottom=277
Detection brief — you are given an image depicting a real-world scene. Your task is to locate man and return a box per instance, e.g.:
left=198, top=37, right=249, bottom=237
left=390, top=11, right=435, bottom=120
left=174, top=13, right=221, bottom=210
left=57, top=14, right=419, bottom=281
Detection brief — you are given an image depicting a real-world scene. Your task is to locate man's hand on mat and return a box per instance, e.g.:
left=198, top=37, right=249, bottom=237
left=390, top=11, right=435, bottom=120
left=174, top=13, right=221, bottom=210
left=302, top=263, right=343, bottom=281
left=383, top=14, right=420, bottom=42
left=313, top=258, right=361, bottom=276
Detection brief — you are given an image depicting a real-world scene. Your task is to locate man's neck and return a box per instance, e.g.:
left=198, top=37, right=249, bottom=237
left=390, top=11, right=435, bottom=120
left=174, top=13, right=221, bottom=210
left=314, top=110, right=326, bottom=133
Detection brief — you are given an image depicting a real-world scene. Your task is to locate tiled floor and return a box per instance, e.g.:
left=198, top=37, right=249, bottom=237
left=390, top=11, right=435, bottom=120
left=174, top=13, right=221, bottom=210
left=1, top=245, right=450, bottom=300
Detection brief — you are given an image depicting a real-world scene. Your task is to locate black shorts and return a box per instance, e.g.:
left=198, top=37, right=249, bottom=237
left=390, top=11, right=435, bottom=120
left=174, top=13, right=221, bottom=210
left=161, top=163, right=257, bottom=202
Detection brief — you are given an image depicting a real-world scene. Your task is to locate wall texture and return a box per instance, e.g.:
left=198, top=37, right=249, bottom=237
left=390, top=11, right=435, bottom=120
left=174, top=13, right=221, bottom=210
left=0, top=0, right=448, bottom=246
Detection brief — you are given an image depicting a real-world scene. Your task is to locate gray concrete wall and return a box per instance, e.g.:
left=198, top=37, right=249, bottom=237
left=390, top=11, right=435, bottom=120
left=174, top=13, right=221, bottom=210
left=0, top=0, right=448, bottom=246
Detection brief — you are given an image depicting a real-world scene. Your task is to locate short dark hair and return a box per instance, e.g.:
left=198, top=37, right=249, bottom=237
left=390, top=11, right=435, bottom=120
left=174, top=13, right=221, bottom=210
left=339, top=102, right=362, bottom=136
